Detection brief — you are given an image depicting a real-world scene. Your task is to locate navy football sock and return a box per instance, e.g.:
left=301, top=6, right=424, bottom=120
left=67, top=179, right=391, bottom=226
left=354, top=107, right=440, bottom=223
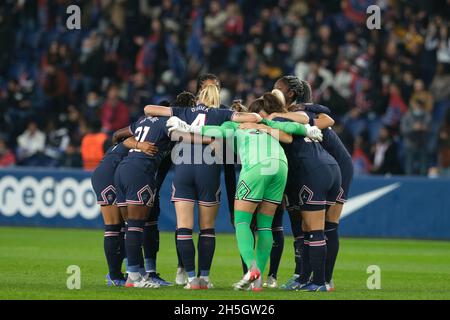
left=125, top=220, right=145, bottom=274
left=175, top=228, right=184, bottom=268
left=308, top=230, right=327, bottom=286
left=294, top=235, right=303, bottom=276
left=176, top=228, right=196, bottom=278
left=119, top=223, right=127, bottom=262
left=299, top=232, right=312, bottom=284
left=104, top=224, right=123, bottom=279
left=143, top=220, right=159, bottom=273
left=268, top=227, right=284, bottom=278
left=325, top=221, right=339, bottom=283
left=197, top=228, right=216, bottom=277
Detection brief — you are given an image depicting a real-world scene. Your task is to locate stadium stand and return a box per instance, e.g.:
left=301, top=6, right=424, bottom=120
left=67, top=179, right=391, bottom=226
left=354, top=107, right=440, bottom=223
left=0, top=0, right=449, bottom=176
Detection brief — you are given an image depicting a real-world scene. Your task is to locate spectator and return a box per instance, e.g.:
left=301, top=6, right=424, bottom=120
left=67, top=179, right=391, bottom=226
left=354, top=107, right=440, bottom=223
left=291, top=26, right=310, bottom=63
left=437, top=108, right=450, bottom=177
left=0, top=1, right=448, bottom=176
left=409, top=79, right=434, bottom=113
left=382, top=83, right=408, bottom=129
left=333, top=59, right=353, bottom=100
left=60, top=142, right=83, bottom=168
left=16, top=121, right=46, bottom=165
left=352, top=135, right=372, bottom=175
left=0, top=136, right=16, bottom=167
left=41, top=64, right=70, bottom=113
left=43, top=119, right=70, bottom=166
left=429, top=63, right=450, bottom=103
left=401, top=100, right=432, bottom=175
left=80, top=120, right=108, bottom=171
left=204, top=1, right=228, bottom=39
left=100, top=84, right=130, bottom=133
left=371, top=126, right=402, bottom=175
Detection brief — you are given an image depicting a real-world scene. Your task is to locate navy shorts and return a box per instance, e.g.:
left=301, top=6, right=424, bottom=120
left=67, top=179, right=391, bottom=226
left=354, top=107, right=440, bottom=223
left=336, top=158, right=354, bottom=204
left=91, top=162, right=118, bottom=205
left=114, top=158, right=156, bottom=207
left=171, top=164, right=221, bottom=206
left=286, top=164, right=342, bottom=211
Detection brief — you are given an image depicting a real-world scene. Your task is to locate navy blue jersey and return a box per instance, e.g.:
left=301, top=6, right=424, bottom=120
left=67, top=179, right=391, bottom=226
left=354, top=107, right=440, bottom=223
left=301, top=109, right=351, bottom=163
left=126, top=116, right=173, bottom=168
left=274, top=117, right=337, bottom=176
left=100, top=142, right=129, bottom=167
left=303, top=103, right=331, bottom=115
left=171, top=104, right=236, bottom=126
left=171, top=104, right=236, bottom=164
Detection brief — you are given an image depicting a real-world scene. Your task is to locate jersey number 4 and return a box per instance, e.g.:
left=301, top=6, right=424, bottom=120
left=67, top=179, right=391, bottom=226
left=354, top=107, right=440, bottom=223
left=191, top=114, right=206, bottom=126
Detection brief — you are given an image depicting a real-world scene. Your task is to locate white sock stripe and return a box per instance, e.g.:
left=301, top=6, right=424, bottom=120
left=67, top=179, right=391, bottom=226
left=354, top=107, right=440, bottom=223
left=199, top=234, right=216, bottom=238
left=127, top=227, right=144, bottom=232
left=308, top=240, right=326, bottom=247
left=104, top=232, right=120, bottom=236
left=257, top=227, right=272, bottom=231
left=177, top=236, right=193, bottom=240
left=325, top=228, right=337, bottom=232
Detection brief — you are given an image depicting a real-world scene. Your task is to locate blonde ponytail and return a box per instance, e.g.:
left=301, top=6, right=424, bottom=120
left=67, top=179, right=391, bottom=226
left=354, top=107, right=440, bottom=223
left=197, top=84, right=220, bottom=108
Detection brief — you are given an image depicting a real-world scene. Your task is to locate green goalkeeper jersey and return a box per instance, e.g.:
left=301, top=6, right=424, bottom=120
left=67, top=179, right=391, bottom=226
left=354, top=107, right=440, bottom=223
left=200, top=120, right=307, bottom=171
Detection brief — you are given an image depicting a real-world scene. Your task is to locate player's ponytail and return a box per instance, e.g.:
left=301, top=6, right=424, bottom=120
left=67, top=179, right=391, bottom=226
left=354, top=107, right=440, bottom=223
left=230, top=99, right=248, bottom=112
left=197, top=84, right=221, bottom=108
left=279, top=76, right=313, bottom=104
left=299, top=79, right=312, bottom=103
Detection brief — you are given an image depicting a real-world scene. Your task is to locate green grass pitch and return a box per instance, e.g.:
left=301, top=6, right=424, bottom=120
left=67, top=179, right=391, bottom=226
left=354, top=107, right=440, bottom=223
left=1, top=226, right=450, bottom=300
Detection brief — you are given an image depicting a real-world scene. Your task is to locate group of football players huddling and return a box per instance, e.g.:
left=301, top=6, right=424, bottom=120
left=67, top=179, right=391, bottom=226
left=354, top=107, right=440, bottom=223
left=91, top=73, right=353, bottom=292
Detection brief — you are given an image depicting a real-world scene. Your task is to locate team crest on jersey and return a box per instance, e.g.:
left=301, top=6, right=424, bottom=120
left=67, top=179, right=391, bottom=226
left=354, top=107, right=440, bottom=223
left=236, top=180, right=251, bottom=200
left=299, top=185, right=313, bottom=205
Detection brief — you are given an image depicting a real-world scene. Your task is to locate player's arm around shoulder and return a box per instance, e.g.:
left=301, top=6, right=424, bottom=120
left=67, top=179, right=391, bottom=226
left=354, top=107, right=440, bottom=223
left=144, top=105, right=173, bottom=117
left=262, top=119, right=323, bottom=142
left=202, top=121, right=238, bottom=138
left=314, top=113, right=335, bottom=129
left=267, top=111, right=309, bottom=124
left=231, top=112, right=262, bottom=123
left=112, top=126, right=133, bottom=144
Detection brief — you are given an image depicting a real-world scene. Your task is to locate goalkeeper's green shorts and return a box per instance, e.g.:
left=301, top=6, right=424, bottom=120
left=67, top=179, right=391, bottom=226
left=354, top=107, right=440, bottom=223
left=235, top=159, right=288, bottom=204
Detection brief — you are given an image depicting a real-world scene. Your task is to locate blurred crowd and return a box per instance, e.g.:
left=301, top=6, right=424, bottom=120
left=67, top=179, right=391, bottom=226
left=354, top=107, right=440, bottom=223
left=0, top=0, right=449, bottom=176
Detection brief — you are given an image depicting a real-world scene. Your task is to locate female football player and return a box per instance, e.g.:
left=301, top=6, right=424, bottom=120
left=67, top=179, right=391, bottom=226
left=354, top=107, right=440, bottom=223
left=91, top=129, right=157, bottom=286
left=270, top=76, right=351, bottom=291
left=143, top=83, right=261, bottom=289
left=114, top=113, right=175, bottom=288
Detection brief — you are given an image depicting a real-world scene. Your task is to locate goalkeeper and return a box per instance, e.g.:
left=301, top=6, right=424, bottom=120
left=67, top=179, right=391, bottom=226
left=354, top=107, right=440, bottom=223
left=166, top=93, right=323, bottom=291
